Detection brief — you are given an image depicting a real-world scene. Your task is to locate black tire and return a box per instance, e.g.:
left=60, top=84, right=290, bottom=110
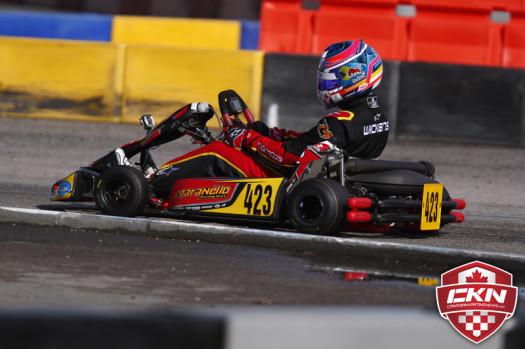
left=287, top=178, right=349, bottom=235
left=94, top=165, right=149, bottom=217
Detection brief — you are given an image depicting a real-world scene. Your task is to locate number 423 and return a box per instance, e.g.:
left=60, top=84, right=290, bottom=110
left=420, top=183, right=443, bottom=230
left=244, top=184, right=273, bottom=216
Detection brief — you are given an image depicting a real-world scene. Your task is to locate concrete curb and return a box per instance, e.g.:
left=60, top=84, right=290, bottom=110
left=2, top=206, right=524, bottom=277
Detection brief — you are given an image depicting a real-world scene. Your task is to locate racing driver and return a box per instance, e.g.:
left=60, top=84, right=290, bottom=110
left=150, top=39, right=389, bottom=198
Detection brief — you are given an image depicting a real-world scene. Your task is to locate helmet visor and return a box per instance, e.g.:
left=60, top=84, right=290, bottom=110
left=317, top=71, right=339, bottom=91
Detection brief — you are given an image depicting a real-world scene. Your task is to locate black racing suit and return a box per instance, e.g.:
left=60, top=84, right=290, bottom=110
left=245, top=92, right=389, bottom=176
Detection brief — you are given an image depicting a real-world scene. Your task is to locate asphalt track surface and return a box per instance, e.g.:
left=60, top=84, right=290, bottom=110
left=1, top=116, right=524, bottom=312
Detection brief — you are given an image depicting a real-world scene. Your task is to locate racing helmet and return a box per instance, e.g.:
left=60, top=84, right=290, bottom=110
left=317, top=39, right=383, bottom=109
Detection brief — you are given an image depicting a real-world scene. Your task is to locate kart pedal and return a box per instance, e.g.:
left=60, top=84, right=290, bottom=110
left=149, top=197, right=168, bottom=210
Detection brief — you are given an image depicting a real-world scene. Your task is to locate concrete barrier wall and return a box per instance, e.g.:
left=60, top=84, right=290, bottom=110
left=260, top=54, right=525, bottom=147
left=0, top=36, right=264, bottom=124
left=397, top=62, right=525, bottom=146
left=260, top=54, right=400, bottom=134
left=121, top=45, right=264, bottom=125
left=111, top=16, right=241, bottom=49
left=0, top=36, right=123, bottom=122
left=260, top=53, right=326, bottom=131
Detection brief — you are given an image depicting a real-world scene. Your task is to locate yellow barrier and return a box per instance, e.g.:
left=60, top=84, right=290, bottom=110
left=111, top=16, right=240, bottom=50
left=121, top=44, right=264, bottom=127
left=0, top=36, right=123, bottom=121
left=0, top=36, right=264, bottom=126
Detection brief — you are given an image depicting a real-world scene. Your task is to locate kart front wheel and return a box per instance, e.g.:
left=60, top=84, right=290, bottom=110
left=94, top=165, right=149, bottom=217
left=287, top=178, right=348, bottom=235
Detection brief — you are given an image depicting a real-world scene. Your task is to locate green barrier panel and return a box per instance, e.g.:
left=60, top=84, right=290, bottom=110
left=121, top=44, right=264, bottom=127
left=112, top=16, right=240, bottom=50
left=0, top=36, right=123, bottom=122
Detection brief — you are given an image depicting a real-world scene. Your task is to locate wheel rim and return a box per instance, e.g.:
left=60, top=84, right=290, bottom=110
left=297, top=194, right=324, bottom=222
left=103, top=179, right=131, bottom=207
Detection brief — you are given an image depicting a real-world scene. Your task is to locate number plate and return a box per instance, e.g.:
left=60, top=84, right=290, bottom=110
left=199, top=178, right=286, bottom=219
left=420, top=183, right=443, bottom=230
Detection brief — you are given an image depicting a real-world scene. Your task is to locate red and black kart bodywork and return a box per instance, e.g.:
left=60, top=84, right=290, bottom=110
left=50, top=90, right=465, bottom=235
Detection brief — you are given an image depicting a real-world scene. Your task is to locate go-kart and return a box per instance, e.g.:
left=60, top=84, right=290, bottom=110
left=50, top=90, right=465, bottom=235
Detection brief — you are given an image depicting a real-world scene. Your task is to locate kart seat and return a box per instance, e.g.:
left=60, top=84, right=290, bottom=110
left=345, top=159, right=435, bottom=177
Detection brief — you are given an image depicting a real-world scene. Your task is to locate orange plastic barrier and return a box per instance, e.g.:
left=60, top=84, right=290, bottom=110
left=259, top=0, right=525, bottom=68
left=312, top=11, right=408, bottom=60
left=406, top=17, right=503, bottom=66
left=502, top=21, right=525, bottom=68
left=409, top=0, right=525, bottom=12
left=258, top=0, right=313, bottom=54
left=312, top=0, right=408, bottom=59
left=318, top=0, right=399, bottom=8
left=317, top=0, right=524, bottom=13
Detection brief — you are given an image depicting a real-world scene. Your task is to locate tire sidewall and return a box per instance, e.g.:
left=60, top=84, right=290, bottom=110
left=94, top=165, right=149, bottom=217
left=287, top=178, right=348, bottom=235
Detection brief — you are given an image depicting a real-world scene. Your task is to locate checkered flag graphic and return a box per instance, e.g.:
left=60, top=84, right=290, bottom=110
left=456, top=311, right=497, bottom=338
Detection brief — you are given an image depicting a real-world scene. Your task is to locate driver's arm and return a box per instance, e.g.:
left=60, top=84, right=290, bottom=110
left=250, top=121, right=302, bottom=142
left=240, top=117, right=346, bottom=166
left=242, top=129, right=302, bottom=165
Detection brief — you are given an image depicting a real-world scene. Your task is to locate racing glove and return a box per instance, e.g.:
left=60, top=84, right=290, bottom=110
left=243, top=129, right=302, bottom=165
left=225, top=123, right=302, bottom=165
left=224, top=124, right=252, bottom=149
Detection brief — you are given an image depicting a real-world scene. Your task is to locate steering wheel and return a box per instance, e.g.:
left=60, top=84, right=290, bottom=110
left=218, top=90, right=255, bottom=127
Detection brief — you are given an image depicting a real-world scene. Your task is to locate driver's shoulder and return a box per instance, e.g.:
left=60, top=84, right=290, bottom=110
left=323, top=110, right=356, bottom=122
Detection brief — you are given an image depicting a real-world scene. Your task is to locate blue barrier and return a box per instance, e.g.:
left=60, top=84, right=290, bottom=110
left=0, top=11, right=112, bottom=41
left=0, top=11, right=261, bottom=49
left=0, top=11, right=260, bottom=50
left=240, top=20, right=260, bottom=50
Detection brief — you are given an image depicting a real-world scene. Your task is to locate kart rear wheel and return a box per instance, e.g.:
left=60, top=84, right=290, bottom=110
left=287, top=178, right=348, bottom=235
left=94, top=165, right=149, bottom=217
